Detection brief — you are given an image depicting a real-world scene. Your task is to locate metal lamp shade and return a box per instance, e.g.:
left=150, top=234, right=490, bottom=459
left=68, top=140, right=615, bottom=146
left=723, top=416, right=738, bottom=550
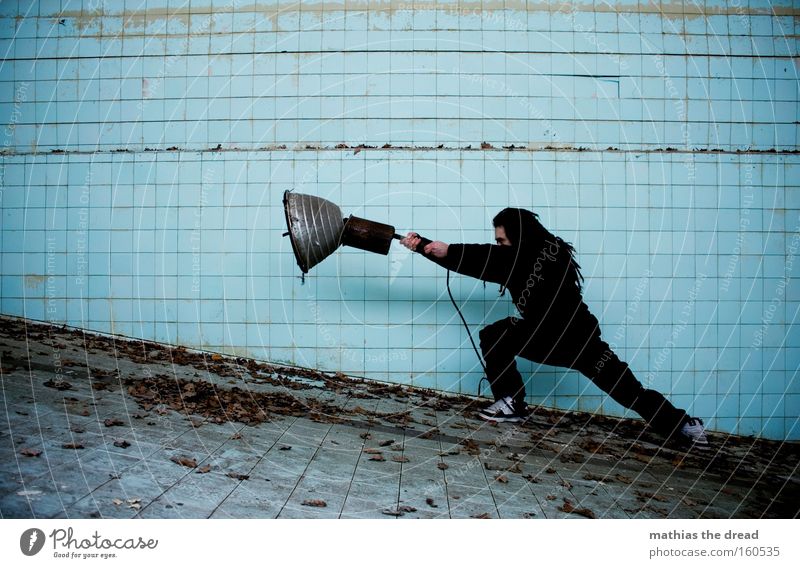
left=283, top=191, right=346, bottom=273
left=283, top=190, right=399, bottom=273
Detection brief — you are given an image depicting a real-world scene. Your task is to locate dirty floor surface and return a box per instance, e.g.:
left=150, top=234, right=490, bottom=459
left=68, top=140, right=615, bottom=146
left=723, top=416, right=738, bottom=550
left=1, top=315, right=798, bottom=519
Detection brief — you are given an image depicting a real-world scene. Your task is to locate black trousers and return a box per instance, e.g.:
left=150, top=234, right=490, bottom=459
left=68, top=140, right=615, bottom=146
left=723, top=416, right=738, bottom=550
left=478, top=311, right=688, bottom=438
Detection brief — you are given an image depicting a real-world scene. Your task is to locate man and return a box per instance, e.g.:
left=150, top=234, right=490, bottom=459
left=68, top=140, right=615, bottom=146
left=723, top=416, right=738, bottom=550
left=400, top=207, right=708, bottom=448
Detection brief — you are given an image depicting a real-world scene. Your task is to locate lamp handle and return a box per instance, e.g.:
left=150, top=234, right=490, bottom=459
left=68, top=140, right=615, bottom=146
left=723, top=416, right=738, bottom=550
left=392, top=233, right=432, bottom=254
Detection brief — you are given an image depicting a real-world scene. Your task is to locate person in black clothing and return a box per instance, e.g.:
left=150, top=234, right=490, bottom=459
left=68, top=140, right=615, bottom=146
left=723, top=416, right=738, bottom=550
left=400, top=207, right=708, bottom=448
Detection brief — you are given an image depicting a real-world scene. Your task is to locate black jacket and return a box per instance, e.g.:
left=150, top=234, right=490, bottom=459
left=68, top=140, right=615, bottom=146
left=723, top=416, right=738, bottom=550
left=424, top=242, right=586, bottom=325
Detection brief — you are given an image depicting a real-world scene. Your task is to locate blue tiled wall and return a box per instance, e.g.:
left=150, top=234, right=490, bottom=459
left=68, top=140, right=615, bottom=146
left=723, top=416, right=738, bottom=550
left=1, top=1, right=798, bottom=439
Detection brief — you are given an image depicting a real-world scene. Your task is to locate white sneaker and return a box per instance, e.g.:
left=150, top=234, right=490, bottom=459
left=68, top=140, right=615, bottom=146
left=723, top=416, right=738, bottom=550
left=679, top=417, right=710, bottom=450
left=477, top=396, right=525, bottom=423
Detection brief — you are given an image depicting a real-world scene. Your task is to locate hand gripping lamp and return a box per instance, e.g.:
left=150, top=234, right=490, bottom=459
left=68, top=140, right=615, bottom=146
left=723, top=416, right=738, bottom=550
left=282, top=190, right=431, bottom=273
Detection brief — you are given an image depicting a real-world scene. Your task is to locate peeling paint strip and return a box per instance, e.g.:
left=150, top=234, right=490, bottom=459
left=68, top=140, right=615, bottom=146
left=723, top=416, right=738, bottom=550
left=2, top=145, right=797, bottom=158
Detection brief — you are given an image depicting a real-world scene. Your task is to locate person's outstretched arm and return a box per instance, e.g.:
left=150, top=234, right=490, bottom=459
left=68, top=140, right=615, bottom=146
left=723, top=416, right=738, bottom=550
left=399, top=232, right=521, bottom=286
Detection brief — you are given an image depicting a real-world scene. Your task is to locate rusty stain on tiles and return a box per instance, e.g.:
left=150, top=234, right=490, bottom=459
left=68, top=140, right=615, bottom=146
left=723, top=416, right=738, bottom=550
left=23, top=275, right=46, bottom=288
left=53, top=1, right=800, bottom=31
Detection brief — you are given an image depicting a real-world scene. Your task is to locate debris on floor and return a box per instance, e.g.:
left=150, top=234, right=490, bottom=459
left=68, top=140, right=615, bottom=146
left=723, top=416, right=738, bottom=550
left=1, top=315, right=798, bottom=519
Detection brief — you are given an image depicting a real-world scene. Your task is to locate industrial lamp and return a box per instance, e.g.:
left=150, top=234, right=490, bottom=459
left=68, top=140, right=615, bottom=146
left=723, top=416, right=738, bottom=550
left=282, top=190, right=430, bottom=273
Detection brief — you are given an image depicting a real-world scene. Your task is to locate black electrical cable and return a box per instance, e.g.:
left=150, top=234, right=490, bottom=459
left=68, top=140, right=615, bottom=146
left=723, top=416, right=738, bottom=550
left=446, top=269, right=489, bottom=396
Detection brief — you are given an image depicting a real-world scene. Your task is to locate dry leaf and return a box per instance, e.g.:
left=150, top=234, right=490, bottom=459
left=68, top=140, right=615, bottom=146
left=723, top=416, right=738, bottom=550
left=227, top=472, right=249, bottom=480
left=381, top=505, right=417, bottom=516
left=62, top=442, right=84, bottom=449
left=436, top=462, right=448, bottom=470
left=484, top=460, right=521, bottom=473
left=523, top=475, right=540, bottom=484
left=302, top=499, right=327, bottom=507
left=471, top=512, right=491, bottom=519
left=426, top=498, right=438, bottom=508
left=460, top=438, right=481, bottom=455
left=635, top=490, right=670, bottom=503
left=104, top=418, right=124, bottom=427
left=279, top=445, right=292, bottom=451
left=559, top=498, right=596, bottom=519
left=378, top=439, right=395, bottom=447
left=211, top=354, right=223, bottom=361
left=112, top=498, right=123, bottom=506
left=390, top=444, right=404, bottom=452
left=197, top=465, right=212, bottom=474
left=113, top=439, right=130, bottom=448
left=391, top=456, right=410, bottom=463
left=546, top=495, right=556, bottom=500
left=420, top=428, right=439, bottom=439
left=231, top=433, right=242, bottom=440
left=359, top=432, right=372, bottom=440
left=44, top=379, right=73, bottom=390
left=170, top=455, right=197, bottom=468
left=363, top=448, right=383, bottom=454
left=20, top=448, right=42, bottom=457
left=545, top=467, right=557, bottom=474
left=368, top=454, right=385, bottom=462
left=495, top=474, right=509, bottom=483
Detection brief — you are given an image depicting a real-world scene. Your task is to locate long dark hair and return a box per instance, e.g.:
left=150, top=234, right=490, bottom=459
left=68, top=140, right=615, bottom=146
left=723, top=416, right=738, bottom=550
left=492, top=207, right=584, bottom=293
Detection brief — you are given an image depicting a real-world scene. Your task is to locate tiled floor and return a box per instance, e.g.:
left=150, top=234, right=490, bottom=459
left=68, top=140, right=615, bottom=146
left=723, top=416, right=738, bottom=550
left=1, top=315, right=798, bottom=519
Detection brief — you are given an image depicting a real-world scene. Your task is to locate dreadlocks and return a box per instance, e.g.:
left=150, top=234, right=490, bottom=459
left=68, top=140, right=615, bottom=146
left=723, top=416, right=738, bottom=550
left=492, top=207, right=585, bottom=293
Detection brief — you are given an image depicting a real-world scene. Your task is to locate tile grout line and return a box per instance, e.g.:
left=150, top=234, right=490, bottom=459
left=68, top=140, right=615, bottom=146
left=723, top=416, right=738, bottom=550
left=433, top=406, right=452, bottom=519
left=53, top=413, right=200, bottom=518
left=273, top=421, right=336, bottom=519
left=341, top=395, right=400, bottom=519
left=334, top=393, right=372, bottom=514
left=205, top=415, right=303, bottom=519
left=53, top=421, right=196, bottom=519
left=272, top=393, right=357, bottom=519
left=129, top=422, right=250, bottom=519
left=271, top=389, right=374, bottom=519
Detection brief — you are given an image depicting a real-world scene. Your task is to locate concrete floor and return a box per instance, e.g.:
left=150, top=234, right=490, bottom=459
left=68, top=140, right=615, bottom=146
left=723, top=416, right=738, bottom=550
left=1, top=315, right=798, bottom=519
